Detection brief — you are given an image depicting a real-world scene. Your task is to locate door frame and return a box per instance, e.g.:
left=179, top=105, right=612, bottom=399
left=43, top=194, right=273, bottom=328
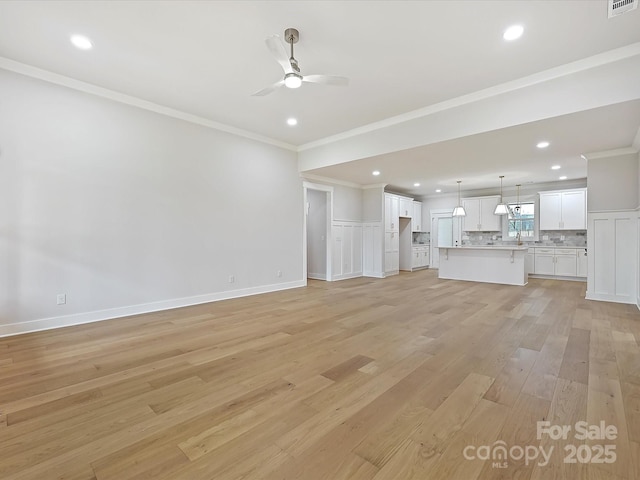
left=430, top=209, right=461, bottom=269
left=303, top=181, right=333, bottom=283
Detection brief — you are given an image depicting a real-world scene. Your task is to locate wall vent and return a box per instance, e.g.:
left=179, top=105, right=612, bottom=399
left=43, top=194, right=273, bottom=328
left=608, top=0, right=638, bottom=18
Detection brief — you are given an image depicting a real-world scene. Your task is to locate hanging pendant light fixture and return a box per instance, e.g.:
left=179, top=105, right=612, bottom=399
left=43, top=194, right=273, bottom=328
left=494, top=175, right=509, bottom=215
left=452, top=180, right=466, bottom=217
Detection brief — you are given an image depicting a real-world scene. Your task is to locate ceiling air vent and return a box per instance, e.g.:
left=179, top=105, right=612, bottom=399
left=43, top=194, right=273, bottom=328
left=608, top=0, right=638, bottom=18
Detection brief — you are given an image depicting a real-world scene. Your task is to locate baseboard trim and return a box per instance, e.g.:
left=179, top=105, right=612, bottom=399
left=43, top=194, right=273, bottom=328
left=307, top=273, right=327, bottom=280
left=585, top=292, right=637, bottom=305
left=528, top=274, right=587, bottom=282
left=0, top=280, right=306, bottom=338
left=331, top=272, right=363, bottom=281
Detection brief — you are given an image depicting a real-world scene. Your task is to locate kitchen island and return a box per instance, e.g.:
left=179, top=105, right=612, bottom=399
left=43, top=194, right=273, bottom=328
left=437, top=245, right=529, bottom=286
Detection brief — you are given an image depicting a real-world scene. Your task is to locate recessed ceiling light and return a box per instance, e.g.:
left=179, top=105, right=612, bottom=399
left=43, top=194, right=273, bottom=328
left=414, top=183, right=420, bottom=187
left=70, top=34, right=93, bottom=50
left=551, top=165, right=561, bottom=170
left=435, top=189, right=442, bottom=193
left=559, top=176, right=567, bottom=180
left=372, top=170, right=380, bottom=176
left=536, top=141, right=550, bottom=149
left=286, top=118, right=298, bottom=126
left=503, top=25, right=524, bottom=41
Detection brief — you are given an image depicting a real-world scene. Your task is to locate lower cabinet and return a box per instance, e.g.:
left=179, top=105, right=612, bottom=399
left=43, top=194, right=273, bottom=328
left=384, top=231, right=399, bottom=275
left=534, top=248, right=555, bottom=275
left=554, top=248, right=578, bottom=277
left=532, top=247, right=584, bottom=278
left=411, top=246, right=430, bottom=269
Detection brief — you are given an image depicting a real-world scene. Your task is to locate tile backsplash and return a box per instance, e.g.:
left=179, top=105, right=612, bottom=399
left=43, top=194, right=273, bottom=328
left=462, top=230, right=587, bottom=247
left=412, top=232, right=430, bottom=244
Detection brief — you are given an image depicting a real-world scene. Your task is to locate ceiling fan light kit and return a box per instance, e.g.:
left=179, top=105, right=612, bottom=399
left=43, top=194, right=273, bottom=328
left=284, top=72, right=302, bottom=89
left=252, top=27, right=349, bottom=96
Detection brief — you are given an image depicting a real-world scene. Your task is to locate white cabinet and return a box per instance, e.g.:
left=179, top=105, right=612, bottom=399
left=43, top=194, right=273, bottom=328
left=532, top=247, right=580, bottom=277
left=461, top=196, right=501, bottom=232
left=384, top=193, right=400, bottom=275
left=399, top=196, right=413, bottom=218
left=384, top=193, right=399, bottom=232
left=539, top=189, right=586, bottom=230
left=534, top=248, right=555, bottom=275
left=554, top=248, right=577, bottom=276
left=561, top=191, right=587, bottom=230
left=411, top=245, right=430, bottom=269
left=577, top=248, right=587, bottom=277
left=412, top=202, right=423, bottom=232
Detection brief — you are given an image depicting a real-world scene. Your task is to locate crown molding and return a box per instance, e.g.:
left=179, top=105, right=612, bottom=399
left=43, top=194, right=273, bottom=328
left=583, top=147, right=639, bottom=160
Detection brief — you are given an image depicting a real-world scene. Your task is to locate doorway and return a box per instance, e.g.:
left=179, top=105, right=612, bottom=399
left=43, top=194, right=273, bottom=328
left=303, top=182, right=332, bottom=281
left=430, top=209, right=460, bottom=269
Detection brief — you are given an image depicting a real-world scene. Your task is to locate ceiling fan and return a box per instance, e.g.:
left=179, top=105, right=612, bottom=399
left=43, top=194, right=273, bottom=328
left=252, top=28, right=349, bottom=96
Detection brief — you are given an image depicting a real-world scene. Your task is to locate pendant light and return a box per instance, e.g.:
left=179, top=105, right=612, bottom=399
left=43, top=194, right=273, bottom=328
left=452, top=180, right=466, bottom=217
left=494, top=175, right=509, bottom=215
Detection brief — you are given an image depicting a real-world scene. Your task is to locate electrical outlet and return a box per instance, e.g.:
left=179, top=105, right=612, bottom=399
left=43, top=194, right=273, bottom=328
left=56, top=294, right=66, bottom=305
left=276, top=270, right=282, bottom=278
left=228, top=275, right=235, bottom=283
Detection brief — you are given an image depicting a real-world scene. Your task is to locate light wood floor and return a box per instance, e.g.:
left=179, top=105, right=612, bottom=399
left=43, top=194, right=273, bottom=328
left=1, top=270, right=639, bottom=479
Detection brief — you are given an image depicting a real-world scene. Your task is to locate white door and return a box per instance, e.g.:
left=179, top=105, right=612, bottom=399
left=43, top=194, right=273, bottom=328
left=431, top=214, right=454, bottom=269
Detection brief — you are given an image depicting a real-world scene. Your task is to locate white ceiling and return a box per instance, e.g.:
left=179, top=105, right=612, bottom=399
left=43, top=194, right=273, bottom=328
left=1, top=1, right=640, bottom=194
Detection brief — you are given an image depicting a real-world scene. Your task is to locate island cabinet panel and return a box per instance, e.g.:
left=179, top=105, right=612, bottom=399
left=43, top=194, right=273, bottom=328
left=539, top=189, right=586, bottom=230
left=462, top=196, right=501, bottom=232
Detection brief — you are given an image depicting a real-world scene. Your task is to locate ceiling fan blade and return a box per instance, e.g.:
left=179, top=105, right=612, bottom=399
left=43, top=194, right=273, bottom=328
left=251, top=79, right=285, bottom=96
left=265, top=35, right=293, bottom=74
left=302, top=75, right=349, bottom=86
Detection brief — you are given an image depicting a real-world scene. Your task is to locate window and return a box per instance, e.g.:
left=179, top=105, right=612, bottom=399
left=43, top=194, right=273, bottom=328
left=507, top=202, right=535, bottom=238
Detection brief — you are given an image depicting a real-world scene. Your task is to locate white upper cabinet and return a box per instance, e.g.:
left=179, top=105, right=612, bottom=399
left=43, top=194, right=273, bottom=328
left=412, top=201, right=422, bottom=232
left=539, top=189, right=586, bottom=230
left=461, top=196, right=501, bottom=232
left=384, top=193, right=399, bottom=232
left=399, top=196, right=413, bottom=218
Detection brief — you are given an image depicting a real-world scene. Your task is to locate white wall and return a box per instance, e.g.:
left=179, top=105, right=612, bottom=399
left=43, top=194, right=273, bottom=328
left=0, top=69, right=303, bottom=336
left=332, top=184, right=363, bottom=222
left=587, top=151, right=638, bottom=211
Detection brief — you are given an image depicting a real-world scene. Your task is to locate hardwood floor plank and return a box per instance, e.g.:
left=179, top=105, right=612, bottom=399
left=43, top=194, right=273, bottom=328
left=0, top=271, right=637, bottom=479
left=484, top=347, right=539, bottom=406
